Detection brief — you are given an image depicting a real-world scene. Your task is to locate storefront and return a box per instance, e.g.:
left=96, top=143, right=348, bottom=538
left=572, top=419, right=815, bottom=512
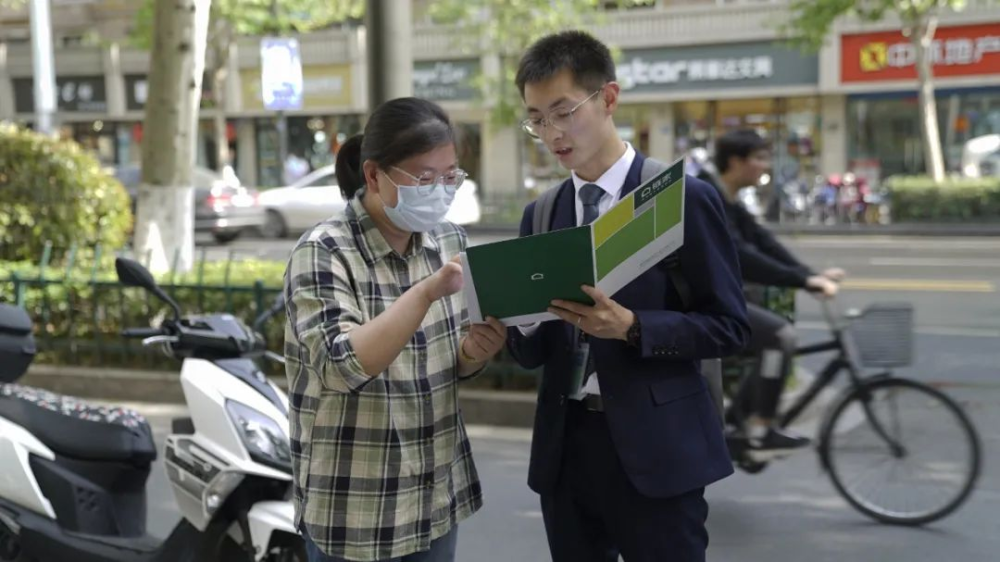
left=240, top=63, right=360, bottom=187
left=119, top=72, right=232, bottom=170
left=521, top=40, right=822, bottom=189
left=413, top=59, right=485, bottom=192
left=840, top=23, right=1000, bottom=180
left=13, top=75, right=120, bottom=165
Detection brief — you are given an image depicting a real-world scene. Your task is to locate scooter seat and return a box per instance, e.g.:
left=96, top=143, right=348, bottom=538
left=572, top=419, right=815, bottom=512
left=0, top=384, right=156, bottom=464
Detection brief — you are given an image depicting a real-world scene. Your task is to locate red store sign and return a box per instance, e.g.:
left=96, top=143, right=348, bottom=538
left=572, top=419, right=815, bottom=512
left=841, top=23, right=1000, bottom=83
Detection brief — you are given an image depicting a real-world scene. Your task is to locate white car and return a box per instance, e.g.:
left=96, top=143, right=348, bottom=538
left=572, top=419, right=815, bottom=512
left=114, top=163, right=267, bottom=244
left=962, top=134, right=1000, bottom=178
left=257, top=164, right=482, bottom=238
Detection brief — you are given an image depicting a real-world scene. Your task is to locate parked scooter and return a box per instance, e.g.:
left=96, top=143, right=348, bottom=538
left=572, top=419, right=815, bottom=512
left=0, top=257, right=303, bottom=561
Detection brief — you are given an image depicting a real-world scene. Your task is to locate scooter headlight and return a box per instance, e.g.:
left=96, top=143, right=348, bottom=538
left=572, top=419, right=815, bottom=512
left=225, top=400, right=292, bottom=472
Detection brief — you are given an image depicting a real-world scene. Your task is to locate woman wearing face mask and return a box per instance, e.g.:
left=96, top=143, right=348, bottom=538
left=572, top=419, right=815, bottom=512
left=283, top=97, right=506, bottom=562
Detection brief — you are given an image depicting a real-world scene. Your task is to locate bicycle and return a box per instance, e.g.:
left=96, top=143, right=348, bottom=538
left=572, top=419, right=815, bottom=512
left=722, top=296, right=982, bottom=526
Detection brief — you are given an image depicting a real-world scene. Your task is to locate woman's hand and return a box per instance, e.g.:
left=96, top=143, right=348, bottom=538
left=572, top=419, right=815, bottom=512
left=421, top=255, right=465, bottom=303
left=462, top=317, right=506, bottom=362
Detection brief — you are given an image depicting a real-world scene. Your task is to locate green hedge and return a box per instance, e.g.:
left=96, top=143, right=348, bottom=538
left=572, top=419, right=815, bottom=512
left=1, top=257, right=538, bottom=388
left=1, top=258, right=287, bottom=376
left=0, top=124, right=132, bottom=263
left=886, top=176, right=1000, bottom=222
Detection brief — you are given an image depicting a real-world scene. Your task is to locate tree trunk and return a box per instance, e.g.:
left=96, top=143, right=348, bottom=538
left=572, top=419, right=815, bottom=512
left=210, top=23, right=231, bottom=170
left=365, top=0, right=413, bottom=106
left=912, top=13, right=946, bottom=183
left=134, top=0, right=212, bottom=274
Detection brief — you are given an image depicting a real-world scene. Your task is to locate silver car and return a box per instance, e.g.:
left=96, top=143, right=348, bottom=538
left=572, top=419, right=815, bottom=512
left=114, top=164, right=267, bottom=244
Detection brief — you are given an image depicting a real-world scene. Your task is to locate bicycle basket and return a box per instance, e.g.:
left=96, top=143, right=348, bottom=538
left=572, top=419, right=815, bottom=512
left=848, top=303, right=914, bottom=368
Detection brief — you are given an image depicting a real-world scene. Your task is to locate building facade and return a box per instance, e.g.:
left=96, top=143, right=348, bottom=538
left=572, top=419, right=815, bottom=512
left=2, top=0, right=998, bottom=202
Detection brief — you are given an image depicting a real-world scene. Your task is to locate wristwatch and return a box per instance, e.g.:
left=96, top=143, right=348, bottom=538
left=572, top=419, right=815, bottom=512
left=625, top=316, right=642, bottom=348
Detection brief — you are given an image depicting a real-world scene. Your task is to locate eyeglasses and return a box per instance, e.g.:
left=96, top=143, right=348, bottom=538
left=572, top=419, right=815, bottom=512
left=383, top=166, right=467, bottom=196
left=520, top=88, right=604, bottom=139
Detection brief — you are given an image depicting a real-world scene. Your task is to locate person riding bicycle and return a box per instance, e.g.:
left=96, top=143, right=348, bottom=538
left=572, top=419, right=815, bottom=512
left=698, top=130, right=845, bottom=454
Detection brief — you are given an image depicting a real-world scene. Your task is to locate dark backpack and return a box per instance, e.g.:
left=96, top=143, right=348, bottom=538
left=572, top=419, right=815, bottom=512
left=529, top=158, right=725, bottom=421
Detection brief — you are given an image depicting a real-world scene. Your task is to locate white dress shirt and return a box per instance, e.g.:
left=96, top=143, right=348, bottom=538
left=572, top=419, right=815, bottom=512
left=520, top=143, right=636, bottom=397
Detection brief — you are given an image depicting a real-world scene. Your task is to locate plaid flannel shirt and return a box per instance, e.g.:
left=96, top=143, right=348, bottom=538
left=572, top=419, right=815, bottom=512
left=283, top=192, right=483, bottom=561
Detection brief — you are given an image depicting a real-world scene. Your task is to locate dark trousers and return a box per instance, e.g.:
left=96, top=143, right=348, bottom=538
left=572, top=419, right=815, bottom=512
left=540, top=403, right=710, bottom=562
left=744, top=303, right=798, bottom=420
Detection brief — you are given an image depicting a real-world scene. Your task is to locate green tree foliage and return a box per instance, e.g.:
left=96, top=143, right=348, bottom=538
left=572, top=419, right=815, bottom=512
left=131, top=0, right=364, bottom=167
left=426, top=0, right=644, bottom=127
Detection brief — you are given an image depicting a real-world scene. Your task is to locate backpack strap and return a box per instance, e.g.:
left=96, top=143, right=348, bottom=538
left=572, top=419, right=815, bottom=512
left=639, top=157, right=669, bottom=182
left=531, top=182, right=564, bottom=235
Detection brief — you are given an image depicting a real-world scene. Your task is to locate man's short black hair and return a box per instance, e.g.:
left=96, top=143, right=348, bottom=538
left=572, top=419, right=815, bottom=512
left=714, top=130, right=770, bottom=173
left=515, top=30, right=616, bottom=97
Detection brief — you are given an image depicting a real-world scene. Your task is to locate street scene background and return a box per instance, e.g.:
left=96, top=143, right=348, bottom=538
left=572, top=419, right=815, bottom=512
left=2, top=0, right=1000, bottom=560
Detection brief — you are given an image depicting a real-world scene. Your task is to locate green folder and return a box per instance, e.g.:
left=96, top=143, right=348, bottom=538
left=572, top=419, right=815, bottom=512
left=463, top=156, right=686, bottom=325
left=465, top=225, right=595, bottom=321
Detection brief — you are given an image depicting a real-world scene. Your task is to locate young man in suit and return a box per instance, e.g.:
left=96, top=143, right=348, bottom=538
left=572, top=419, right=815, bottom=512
left=507, top=31, right=751, bottom=562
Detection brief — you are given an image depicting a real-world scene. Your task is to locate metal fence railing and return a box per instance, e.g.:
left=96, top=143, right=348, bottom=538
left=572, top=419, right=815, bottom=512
left=1, top=241, right=283, bottom=374
left=1, top=241, right=538, bottom=387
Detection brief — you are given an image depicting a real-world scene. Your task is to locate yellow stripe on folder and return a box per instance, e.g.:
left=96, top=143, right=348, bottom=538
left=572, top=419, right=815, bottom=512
left=593, top=196, right=635, bottom=247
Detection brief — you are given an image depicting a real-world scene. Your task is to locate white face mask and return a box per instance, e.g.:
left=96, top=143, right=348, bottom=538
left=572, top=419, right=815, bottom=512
left=379, top=169, right=459, bottom=232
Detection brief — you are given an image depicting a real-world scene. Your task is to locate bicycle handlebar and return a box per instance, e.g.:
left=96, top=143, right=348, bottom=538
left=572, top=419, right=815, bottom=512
left=801, top=284, right=842, bottom=330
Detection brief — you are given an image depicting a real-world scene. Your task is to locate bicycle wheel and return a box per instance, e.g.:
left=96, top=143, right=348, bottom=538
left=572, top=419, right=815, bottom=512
left=819, top=377, right=981, bottom=526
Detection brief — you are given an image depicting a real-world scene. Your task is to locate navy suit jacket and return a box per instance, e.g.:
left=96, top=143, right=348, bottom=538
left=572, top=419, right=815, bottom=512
left=507, top=152, right=750, bottom=499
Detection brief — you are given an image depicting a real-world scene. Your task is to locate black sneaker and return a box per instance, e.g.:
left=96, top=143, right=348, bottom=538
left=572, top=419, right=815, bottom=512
left=746, top=428, right=811, bottom=461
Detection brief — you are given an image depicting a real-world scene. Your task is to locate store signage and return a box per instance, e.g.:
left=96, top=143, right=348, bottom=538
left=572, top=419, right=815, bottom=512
left=413, top=60, right=480, bottom=101
left=260, top=37, right=304, bottom=111
left=618, top=42, right=818, bottom=93
left=13, top=75, right=107, bottom=113
left=842, top=23, right=1000, bottom=83
left=241, top=64, right=353, bottom=110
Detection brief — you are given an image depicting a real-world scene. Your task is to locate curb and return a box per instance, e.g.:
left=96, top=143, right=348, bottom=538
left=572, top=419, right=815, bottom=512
left=21, top=364, right=837, bottom=431
left=23, top=364, right=186, bottom=403
left=21, top=363, right=538, bottom=429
